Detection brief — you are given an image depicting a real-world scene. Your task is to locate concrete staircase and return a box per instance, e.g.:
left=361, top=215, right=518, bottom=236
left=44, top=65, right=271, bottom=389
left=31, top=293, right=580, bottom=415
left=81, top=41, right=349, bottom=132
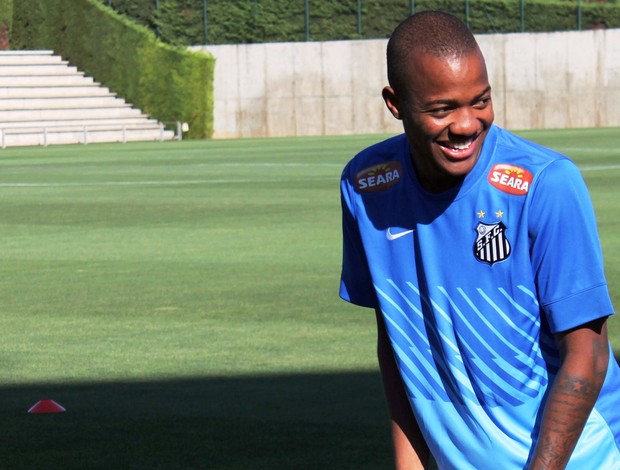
left=0, top=50, right=176, bottom=147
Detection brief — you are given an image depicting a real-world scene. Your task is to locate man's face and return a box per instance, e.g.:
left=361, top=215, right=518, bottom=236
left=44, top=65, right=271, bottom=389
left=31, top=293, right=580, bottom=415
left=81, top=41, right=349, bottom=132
left=383, top=49, right=494, bottom=192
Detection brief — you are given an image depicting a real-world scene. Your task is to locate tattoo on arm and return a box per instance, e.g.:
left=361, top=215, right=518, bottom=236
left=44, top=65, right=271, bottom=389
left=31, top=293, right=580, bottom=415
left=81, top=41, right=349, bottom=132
left=532, top=349, right=607, bottom=469
left=533, top=374, right=600, bottom=468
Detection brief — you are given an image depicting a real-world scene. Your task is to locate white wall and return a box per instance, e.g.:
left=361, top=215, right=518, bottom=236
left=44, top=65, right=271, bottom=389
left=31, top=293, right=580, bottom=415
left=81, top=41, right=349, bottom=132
left=191, top=28, right=620, bottom=139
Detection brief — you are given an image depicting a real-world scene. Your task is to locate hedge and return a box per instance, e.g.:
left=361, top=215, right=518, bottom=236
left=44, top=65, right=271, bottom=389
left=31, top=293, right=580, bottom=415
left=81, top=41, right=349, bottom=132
left=10, top=0, right=214, bottom=139
left=103, top=0, right=620, bottom=45
left=0, top=0, right=12, bottom=49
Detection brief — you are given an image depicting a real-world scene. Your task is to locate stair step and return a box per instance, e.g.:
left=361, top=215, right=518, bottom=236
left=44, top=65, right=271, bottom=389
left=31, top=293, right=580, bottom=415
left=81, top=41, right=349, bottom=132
left=0, top=122, right=165, bottom=133
left=0, top=107, right=144, bottom=121
left=0, top=117, right=162, bottom=129
left=0, top=75, right=96, bottom=86
left=0, top=54, right=65, bottom=65
left=0, top=96, right=128, bottom=110
left=0, top=50, right=54, bottom=55
left=0, top=86, right=114, bottom=98
left=0, top=51, right=176, bottom=146
left=0, top=64, right=82, bottom=76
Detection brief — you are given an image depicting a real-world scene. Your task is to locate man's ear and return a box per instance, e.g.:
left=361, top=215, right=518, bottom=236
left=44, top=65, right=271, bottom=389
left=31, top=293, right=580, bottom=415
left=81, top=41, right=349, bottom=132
left=382, top=86, right=402, bottom=120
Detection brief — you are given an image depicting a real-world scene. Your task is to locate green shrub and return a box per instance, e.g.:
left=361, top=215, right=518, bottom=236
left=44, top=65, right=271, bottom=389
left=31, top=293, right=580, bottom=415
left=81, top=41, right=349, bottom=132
left=0, top=0, right=12, bottom=49
left=97, top=0, right=620, bottom=45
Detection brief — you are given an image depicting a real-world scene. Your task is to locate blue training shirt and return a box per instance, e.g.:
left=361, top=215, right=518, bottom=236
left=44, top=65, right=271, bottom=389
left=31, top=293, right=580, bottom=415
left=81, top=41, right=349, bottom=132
left=340, top=125, right=620, bottom=469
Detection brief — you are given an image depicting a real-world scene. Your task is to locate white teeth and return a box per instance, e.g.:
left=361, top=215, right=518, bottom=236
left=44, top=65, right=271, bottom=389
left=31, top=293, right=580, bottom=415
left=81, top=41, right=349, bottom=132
left=451, top=140, right=472, bottom=150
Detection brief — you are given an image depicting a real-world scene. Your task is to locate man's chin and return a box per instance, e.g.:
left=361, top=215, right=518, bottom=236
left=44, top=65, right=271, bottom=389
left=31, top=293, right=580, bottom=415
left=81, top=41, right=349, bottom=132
left=437, top=148, right=480, bottom=171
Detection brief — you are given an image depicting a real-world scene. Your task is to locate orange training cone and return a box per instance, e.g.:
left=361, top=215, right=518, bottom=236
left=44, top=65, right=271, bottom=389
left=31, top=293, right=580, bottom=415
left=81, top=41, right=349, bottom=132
left=27, top=400, right=66, bottom=414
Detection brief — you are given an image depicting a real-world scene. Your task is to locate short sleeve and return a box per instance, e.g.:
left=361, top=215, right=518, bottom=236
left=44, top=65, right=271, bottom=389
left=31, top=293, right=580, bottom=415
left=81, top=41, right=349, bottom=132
left=528, top=159, right=614, bottom=333
left=339, top=167, right=378, bottom=308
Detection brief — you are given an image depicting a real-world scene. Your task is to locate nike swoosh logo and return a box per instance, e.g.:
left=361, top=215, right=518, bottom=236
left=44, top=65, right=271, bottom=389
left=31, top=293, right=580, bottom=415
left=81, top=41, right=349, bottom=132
left=386, top=228, right=414, bottom=241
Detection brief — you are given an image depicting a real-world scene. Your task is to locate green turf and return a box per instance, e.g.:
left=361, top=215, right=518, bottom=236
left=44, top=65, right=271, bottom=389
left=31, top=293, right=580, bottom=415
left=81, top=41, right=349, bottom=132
left=0, top=128, right=618, bottom=468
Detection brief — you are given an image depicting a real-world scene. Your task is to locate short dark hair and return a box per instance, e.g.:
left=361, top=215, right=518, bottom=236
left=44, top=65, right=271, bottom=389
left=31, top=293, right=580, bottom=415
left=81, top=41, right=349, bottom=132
left=387, top=11, right=479, bottom=93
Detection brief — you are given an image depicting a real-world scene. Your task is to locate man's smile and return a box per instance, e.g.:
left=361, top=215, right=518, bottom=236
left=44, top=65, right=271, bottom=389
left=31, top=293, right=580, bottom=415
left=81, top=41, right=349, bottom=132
left=438, top=133, right=481, bottom=159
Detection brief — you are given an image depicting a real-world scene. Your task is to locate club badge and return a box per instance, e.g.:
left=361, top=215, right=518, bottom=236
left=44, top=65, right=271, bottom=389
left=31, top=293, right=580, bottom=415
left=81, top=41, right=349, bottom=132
left=474, top=221, right=511, bottom=265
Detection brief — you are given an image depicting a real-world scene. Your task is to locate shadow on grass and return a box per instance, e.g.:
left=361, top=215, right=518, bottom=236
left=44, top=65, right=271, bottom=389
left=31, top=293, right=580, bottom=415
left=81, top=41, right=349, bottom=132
left=0, top=371, right=392, bottom=470
left=6, top=355, right=620, bottom=469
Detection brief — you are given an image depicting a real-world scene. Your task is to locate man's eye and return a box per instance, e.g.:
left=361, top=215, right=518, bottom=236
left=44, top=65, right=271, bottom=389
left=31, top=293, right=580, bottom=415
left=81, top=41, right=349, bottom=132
left=430, top=108, right=451, bottom=117
left=474, top=97, right=491, bottom=108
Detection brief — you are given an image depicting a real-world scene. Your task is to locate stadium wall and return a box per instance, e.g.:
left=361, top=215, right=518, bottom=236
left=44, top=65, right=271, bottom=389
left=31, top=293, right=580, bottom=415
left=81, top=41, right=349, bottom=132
left=191, top=28, right=620, bottom=139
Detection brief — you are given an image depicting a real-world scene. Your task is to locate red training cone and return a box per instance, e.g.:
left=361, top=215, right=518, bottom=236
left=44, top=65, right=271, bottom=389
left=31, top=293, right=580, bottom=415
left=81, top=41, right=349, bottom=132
left=27, top=400, right=66, bottom=414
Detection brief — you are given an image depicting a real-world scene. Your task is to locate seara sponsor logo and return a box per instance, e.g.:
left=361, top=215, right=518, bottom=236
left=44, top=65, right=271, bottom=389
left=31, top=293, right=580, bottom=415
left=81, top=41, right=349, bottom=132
left=355, top=162, right=403, bottom=192
left=488, top=164, right=533, bottom=195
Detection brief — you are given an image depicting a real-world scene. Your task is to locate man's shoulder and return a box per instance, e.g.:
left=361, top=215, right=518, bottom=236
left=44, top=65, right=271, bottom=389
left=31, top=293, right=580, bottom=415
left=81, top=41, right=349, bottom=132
left=489, top=126, right=584, bottom=198
left=344, top=133, right=408, bottom=175
left=341, top=134, right=409, bottom=198
left=492, top=126, right=570, bottom=168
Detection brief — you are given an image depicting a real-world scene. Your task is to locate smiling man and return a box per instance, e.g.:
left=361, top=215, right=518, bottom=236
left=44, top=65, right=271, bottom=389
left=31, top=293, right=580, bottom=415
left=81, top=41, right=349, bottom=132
left=339, top=10, right=620, bottom=470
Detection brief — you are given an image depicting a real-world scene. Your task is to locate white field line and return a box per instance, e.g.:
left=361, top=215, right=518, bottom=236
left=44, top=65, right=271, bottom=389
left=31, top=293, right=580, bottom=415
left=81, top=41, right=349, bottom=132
left=0, top=162, right=617, bottom=188
left=204, top=162, right=343, bottom=167
left=0, top=176, right=330, bottom=188
left=579, top=164, right=620, bottom=172
left=559, top=148, right=617, bottom=153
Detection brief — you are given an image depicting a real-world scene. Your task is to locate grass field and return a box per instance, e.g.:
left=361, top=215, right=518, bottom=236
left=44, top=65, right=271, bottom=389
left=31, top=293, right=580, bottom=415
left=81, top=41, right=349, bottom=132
left=0, top=128, right=618, bottom=469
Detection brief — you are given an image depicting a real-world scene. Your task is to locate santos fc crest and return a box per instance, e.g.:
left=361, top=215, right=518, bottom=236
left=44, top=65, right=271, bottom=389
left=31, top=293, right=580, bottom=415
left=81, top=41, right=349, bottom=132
left=474, top=222, right=511, bottom=265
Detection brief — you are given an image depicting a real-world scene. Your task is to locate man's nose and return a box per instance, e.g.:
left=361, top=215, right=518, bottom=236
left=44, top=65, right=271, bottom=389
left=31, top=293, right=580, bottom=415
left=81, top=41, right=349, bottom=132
left=450, top=106, right=478, bottom=135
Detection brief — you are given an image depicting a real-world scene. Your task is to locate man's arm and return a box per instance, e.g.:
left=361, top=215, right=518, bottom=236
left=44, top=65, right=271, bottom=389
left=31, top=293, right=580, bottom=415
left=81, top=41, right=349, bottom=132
left=528, top=317, right=610, bottom=470
left=375, top=309, right=431, bottom=469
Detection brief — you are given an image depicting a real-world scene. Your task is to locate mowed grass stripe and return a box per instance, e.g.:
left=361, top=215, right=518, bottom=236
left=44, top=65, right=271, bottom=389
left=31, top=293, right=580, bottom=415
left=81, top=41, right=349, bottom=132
left=0, top=128, right=617, bottom=387
left=0, top=137, right=371, bottom=387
